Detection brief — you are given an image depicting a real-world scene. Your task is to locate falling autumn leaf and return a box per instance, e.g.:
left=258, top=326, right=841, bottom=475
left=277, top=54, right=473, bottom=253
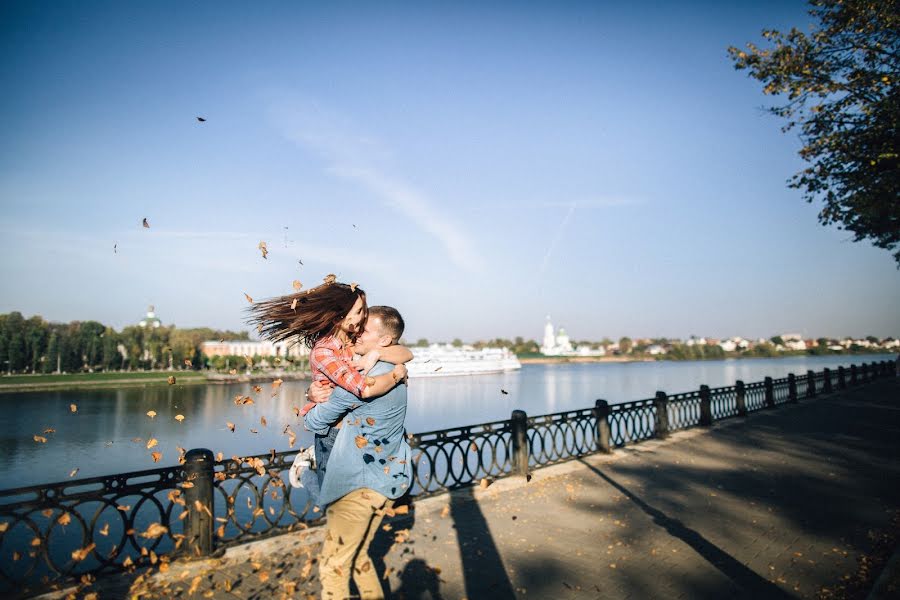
left=249, top=428, right=258, bottom=434
left=350, top=282, right=358, bottom=292
left=260, top=416, right=267, bottom=427
left=43, top=428, right=56, bottom=434
left=70, top=403, right=77, bottom=413
left=258, top=241, right=268, bottom=259
left=140, top=523, right=168, bottom=539
left=71, top=543, right=96, bottom=561
left=99, top=523, right=109, bottom=536
left=288, top=430, right=297, bottom=448
left=244, top=292, right=253, bottom=303
left=355, top=435, right=368, bottom=449
left=216, top=452, right=224, bottom=462
left=226, top=422, right=235, bottom=433
left=501, top=389, right=509, bottom=395
left=167, top=375, right=176, bottom=385
left=151, top=451, right=162, bottom=463
left=272, top=378, right=283, bottom=390
left=183, top=358, right=192, bottom=367
left=440, top=505, right=450, bottom=518
left=365, top=417, right=376, bottom=426
left=57, top=512, right=72, bottom=526
left=290, top=297, right=298, bottom=310
left=146, top=410, right=157, bottom=419
left=175, top=414, right=185, bottom=422
left=243, top=355, right=253, bottom=367
left=292, top=280, right=302, bottom=291
left=146, top=438, right=158, bottom=449
left=229, top=368, right=237, bottom=375
left=253, top=385, right=262, bottom=393
left=69, top=468, right=79, bottom=478
left=323, top=274, right=336, bottom=284
left=142, top=218, right=150, bottom=229
left=33, top=435, right=47, bottom=443
left=479, top=478, right=491, bottom=489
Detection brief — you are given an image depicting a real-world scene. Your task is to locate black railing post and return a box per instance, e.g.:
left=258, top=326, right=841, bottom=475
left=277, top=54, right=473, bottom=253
left=654, top=392, right=670, bottom=439
left=823, top=368, right=833, bottom=393
left=699, top=385, right=712, bottom=426
left=895, top=356, right=900, bottom=377
left=838, top=366, right=847, bottom=389
left=764, top=376, right=775, bottom=408
left=851, top=364, right=858, bottom=385
left=510, top=410, right=530, bottom=478
left=806, top=370, right=816, bottom=398
left=183, top=448, right=215, bottom=557
left=788, top=373, right=798, bottom=403
left=862, top=363, right=869, bottom=382
left=593, top=399, right=612, bottom=453
left=735, top=380, right=748, bottom=417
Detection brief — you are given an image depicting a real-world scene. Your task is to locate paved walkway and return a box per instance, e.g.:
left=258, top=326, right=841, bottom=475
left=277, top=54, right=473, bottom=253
left=55, top=378, right=900, bottom=599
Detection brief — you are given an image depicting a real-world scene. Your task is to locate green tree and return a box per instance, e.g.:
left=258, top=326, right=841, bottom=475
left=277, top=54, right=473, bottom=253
left=770, top=336, right=785, bottom=346
left=451, top=338, right=463, bottom=347
left=618, top=337, right=633, bottom=354
left=45, top=332, right=59, bottom=373
left=729, top=1, right=900, bottom=264
left=415, top=338, right=429, bottom=347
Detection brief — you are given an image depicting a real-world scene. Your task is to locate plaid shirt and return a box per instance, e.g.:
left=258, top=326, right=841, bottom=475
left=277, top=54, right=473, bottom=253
left=310, top=336, right=366, bottom=397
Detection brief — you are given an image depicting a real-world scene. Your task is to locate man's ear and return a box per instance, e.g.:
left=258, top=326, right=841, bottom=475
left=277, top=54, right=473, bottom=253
left=377, top=335, right=393, bottom=348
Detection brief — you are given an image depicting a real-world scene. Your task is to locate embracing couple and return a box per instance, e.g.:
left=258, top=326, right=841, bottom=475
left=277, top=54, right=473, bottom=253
left=250, top=279, right=414, bottom=599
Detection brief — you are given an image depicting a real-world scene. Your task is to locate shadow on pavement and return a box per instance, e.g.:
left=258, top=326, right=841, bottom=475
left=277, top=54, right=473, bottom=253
left=448, top=484, right=517, bottom=599
left=579, top=458, right=794, bottom=599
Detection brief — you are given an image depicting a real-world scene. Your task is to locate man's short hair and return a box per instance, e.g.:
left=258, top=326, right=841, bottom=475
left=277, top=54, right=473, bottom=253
left=368, top=306, right=405, bottom=341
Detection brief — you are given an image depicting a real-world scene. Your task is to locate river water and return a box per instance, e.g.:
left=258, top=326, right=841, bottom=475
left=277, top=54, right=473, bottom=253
left=1, top=355, right=893, bottom=490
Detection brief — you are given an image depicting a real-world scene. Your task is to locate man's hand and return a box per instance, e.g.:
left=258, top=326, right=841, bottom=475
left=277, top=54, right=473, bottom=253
left=306, top=380, right=333, bottom=404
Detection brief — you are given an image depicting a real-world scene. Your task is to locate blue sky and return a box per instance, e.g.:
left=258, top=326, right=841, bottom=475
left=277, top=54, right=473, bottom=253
left=1, top=1, right=898, bottom=343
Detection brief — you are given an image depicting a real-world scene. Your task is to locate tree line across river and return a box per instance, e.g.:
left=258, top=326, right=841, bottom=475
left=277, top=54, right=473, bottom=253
left=0, top=311, right=248, bottom=375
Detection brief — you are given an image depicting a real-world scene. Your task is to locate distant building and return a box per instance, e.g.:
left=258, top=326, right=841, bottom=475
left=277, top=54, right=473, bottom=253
left=779, top=333, right=807, bottom=351
left=139, top=305, right=162, bottom=329
left=201, top=340, right=308, bottom=359
left=540, top=317, right=604, bottom=357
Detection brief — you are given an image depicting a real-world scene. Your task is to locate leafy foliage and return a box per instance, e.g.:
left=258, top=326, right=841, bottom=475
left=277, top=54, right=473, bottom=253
left=0, top=311, right=248, bottom=374
left=728, top=0, right=899, bottom=264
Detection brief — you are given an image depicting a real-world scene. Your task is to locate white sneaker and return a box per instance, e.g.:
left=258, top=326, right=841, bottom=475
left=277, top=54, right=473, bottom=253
left=289, top=446, right=320, bottom=503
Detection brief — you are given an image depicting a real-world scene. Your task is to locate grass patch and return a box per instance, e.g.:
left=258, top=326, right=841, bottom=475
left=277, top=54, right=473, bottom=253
left=0, top=371, right=207, bottom=385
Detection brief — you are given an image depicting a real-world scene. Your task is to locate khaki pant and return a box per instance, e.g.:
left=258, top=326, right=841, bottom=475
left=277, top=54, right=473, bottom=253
left=319, top=488, right=393, bottom=600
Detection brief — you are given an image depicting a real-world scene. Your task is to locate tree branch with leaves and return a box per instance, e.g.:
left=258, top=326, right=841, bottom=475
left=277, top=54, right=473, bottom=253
left=728, top=0, right=899, bottom=264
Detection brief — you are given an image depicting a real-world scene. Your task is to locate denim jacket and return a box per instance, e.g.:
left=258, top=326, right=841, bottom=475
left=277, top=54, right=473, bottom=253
left=303, top=361, right=413, bottom=507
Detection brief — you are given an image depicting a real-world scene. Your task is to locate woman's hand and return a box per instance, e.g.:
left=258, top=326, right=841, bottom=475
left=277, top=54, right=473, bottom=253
left=391, top=363, right=408, bottom=384
left=355, top=350, right=381, bottom=374
left=306, top=380, right=333, bottom=404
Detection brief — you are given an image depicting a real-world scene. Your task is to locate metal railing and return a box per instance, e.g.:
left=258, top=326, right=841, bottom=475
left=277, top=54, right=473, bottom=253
left=0, top=359, right=896, bottom=597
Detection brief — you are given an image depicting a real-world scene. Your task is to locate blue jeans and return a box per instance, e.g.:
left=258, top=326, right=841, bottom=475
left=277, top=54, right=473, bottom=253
left=315, top=426, right=340, bottom=487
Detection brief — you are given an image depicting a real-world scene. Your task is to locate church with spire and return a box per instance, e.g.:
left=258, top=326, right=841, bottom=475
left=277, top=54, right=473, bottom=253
left=540, top=316, right=605, bottom=357
left=139, top=305, right=162, bottom=328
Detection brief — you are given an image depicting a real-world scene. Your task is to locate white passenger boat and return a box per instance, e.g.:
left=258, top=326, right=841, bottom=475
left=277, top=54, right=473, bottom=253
left=406, top=344, right=522, bottom=378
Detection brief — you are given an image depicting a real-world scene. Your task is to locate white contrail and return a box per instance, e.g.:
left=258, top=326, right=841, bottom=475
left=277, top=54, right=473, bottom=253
left=538, top=202, right=576, bottom=278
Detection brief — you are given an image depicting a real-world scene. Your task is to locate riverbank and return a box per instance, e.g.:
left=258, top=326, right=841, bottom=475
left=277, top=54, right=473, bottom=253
left=0, top=370, right=309, bottom=393
left=519, top=355, right=652, bottom=364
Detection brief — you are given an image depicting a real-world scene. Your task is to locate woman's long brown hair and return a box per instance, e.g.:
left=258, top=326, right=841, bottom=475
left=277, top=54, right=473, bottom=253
left=247, top=282, right=367, bottom=349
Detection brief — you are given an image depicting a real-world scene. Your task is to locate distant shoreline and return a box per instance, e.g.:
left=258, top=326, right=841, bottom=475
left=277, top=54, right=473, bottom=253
left=0, top=371, right=309, bottom=393
left=519, top=356, right=652, bottom=364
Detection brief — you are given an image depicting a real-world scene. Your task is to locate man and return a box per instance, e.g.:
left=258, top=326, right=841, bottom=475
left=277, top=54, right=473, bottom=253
left=303, top=306, right=413, bottom=600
